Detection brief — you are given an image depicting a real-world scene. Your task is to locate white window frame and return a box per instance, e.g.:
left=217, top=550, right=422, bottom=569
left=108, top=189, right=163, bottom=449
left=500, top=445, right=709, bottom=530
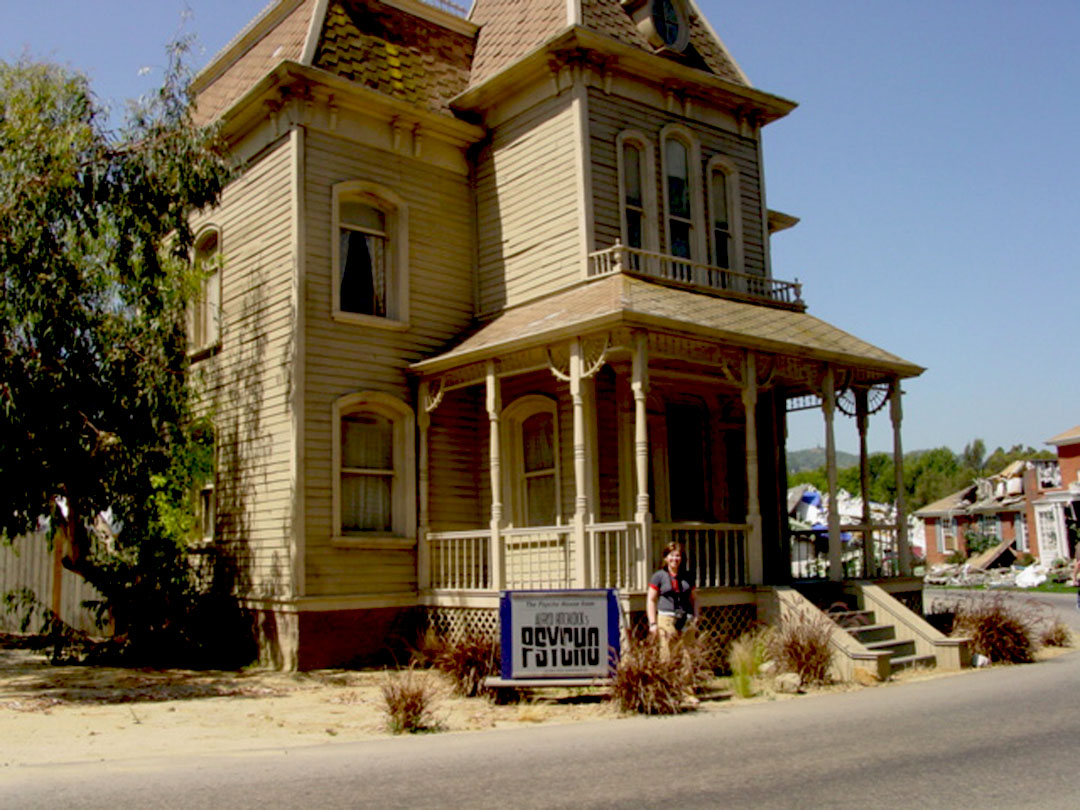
left=332, top=391, right=416, bottom=548
left=1015, top=511, right=1029, bottom=552
left=660, top=124, right=705, bottom=262
left=615, top=130, right=658, bottom=255
left=1035, top=504, right=1066, bottom=561
left=940, top=515, right=957, bottom=552
left=501, top=395, right=562, bottom=528
left=187, top=226, right=222, bottom=357
left=331, top=181, right=409, bottom=330
left=979, top=513, right=1001, bottom=540
left=705, top=155, right=743, bottom=272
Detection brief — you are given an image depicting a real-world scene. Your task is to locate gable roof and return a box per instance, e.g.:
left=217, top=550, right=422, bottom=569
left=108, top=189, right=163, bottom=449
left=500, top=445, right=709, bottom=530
left=412, top=273, right=924, bottom=379
left=1047, top=425, right=1080, bottom=447
left=467, top=0, right=748, bottom=89
left=914, top=485, right=976, bottom=518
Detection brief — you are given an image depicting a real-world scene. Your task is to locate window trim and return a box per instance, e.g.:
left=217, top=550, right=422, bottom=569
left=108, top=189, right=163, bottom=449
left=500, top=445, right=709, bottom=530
left=615, top=130, right=659, bottom=254
left=660, top=124, right=705, bottom=262
left=187, top=225, right=223, bottom=359
left=501, top=395, right=562, bottom=528
left=331, top=181, right=409, bottom=331
left=332, top=391, right=416, bottom=548
left=705, top=155, right=743, bottom=272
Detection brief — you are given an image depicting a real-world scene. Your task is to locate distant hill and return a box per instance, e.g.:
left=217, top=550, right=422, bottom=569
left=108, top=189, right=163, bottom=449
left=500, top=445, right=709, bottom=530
left=786, top=447, right=859, bottom=473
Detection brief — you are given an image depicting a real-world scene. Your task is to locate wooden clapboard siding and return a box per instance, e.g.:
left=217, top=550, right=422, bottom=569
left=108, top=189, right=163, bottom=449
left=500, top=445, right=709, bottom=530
left=301, top=128, right=475, bottom=597
left=587, top=88, right=765, bottom=275
left=475, top=94, right=582, bottom=316
left=192, top=136, right=299, bottom=601
left=428, top=387, right=486, bottom=531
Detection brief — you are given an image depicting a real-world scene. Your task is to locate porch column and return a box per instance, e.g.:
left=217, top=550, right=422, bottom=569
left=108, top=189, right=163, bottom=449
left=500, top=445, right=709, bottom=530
left=632, top=332, right=651, bottom=588
left=570, top=339, right=589, bottom=588
left=856, top=387, right=873, bottom=577
left=823, top=366, right=843, bottom=581
left=486, top=361, right=505, bottom=590
left=890, top=378, right=912, bottom=576
left=742, top=353, right=764, bottom=584
left=418, top=380, right=431, bottom=591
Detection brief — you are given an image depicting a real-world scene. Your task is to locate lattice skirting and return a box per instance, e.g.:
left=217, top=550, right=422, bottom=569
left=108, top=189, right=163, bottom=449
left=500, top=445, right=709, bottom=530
left=423, top=602, right=759, bottom=672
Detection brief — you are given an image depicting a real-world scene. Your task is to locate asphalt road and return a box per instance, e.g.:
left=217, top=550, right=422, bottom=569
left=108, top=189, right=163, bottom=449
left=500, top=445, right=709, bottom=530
left=6, top=589, right=1079, bottom=809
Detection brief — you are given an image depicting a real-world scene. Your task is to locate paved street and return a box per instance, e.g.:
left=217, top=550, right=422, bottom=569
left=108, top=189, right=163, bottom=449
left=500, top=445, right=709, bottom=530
left=6, top=590, right=1079, bottom=810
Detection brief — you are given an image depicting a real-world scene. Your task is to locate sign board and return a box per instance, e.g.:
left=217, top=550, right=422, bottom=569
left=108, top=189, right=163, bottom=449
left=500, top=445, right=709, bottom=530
left=499, top=589, right=620, bottom=680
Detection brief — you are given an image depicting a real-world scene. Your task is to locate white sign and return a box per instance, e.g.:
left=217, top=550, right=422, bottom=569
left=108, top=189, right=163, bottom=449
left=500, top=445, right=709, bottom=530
left=506, top=590, right=612, bottom=678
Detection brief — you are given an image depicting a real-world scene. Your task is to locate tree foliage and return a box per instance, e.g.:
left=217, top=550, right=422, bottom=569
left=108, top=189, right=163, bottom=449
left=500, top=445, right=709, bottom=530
left=0, top=47, right=240, bottom=663
left=789, top=440, right=1054, bottom=512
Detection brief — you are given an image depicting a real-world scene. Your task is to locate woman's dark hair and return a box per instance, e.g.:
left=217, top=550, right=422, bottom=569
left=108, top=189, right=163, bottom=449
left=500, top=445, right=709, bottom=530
left=662, top=541, right=685, bottom=559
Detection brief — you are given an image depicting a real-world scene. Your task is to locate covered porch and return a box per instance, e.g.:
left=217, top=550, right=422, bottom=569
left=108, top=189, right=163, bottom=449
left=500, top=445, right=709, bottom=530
left=411, top=273, right=924, bottom=611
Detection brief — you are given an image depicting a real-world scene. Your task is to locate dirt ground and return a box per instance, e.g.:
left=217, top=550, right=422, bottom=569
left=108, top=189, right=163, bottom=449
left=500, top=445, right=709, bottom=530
left=1, top=640, right=1072, bottom=769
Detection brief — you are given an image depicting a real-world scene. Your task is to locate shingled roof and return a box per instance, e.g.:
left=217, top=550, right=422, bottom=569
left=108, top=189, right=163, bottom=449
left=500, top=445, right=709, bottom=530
left=313, top=0, right=474, bottom=113
left=468, top=0, right=749, bottom=88
left=412, top=273, right=924, bottom=378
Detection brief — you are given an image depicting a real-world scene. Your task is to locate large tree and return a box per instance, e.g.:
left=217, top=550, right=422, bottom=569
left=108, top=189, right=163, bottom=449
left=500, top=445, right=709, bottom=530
left=0, top=47, right=233, bottom=658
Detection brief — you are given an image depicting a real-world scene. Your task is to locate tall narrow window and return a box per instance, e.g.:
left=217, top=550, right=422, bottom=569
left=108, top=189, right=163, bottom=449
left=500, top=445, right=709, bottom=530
left=333, top=391, right=416, bottom=542
left=339, top=201, right=388, bottom=317
left=332, top=182, right=409, bottom=327
left=341, top=412, right=394, bottom=532
left=622, top=142, right=645, bottom=251
left=665, top=138, right=693, bottom=259
left=710, top=170, right=730, bottom=268
left=522, top=412, right=557, bottom=526
left=188, top=228, right=221, bottom=353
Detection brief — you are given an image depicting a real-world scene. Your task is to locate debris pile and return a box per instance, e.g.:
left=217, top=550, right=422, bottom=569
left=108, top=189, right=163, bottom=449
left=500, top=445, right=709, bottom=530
left=924, top=560, right=1074, bottom=588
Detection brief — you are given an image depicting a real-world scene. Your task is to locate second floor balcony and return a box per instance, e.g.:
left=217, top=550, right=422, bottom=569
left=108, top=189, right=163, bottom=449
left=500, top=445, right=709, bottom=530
left=588, top=242, right=805, bottom=311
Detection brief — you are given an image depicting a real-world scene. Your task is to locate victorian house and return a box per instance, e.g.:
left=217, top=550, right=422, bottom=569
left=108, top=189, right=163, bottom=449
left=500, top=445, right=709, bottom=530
left=189, top=0, right=933, bottom=671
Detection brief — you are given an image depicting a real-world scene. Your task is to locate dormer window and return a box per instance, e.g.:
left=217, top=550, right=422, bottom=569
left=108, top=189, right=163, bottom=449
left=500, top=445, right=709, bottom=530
left=630, top=0, right=691, bottom=53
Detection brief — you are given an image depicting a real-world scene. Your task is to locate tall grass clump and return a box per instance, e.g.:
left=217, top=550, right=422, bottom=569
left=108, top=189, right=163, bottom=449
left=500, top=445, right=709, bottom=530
left=611, top=633, right=711, bottom=715
left=768, top=612, right=834, bottom=685
left=381, top=666, right=440, bottom=734
left=951, top=594, right=1035, bottom=664
left=421, top=629, right=499, bottom=698
left=727, top=626, right=771, bottom=698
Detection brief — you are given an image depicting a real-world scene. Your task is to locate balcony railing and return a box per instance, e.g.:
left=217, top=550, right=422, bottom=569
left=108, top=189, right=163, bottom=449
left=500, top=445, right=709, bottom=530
left=588, top=243, right=805, bottom=310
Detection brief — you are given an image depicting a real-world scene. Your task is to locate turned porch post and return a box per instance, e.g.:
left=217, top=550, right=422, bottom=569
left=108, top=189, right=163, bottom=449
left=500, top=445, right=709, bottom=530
left=418, top=380, right=431, bottom=591
left=823, top=366, right=843, bottom=581
left=856, top=387, right=873, bottom=577
left=890, top=378, right=912, bottom=576
left=570, top=339, right=590, bottom=588
left=742, top=354, right=764, bottom=584
left=486, top=361, right=505, bottom=589
left=632, top=332, right=652, bottom=588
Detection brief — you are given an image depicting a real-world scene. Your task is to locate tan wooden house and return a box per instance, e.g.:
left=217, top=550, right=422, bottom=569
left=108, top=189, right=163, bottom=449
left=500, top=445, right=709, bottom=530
left=190, top=0, right=936, bottom=672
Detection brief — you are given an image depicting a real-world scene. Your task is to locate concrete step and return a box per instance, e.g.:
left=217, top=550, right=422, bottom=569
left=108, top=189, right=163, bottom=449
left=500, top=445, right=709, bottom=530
left=890, top=653, right=936, bottom=673
left=863, top=638, right=916, bottom=658
left=845, top=623, right=896, bottom=644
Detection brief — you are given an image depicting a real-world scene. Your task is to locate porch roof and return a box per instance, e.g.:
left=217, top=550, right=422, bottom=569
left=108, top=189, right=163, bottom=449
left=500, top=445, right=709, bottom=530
left=411, top=274, right=924, bottom=379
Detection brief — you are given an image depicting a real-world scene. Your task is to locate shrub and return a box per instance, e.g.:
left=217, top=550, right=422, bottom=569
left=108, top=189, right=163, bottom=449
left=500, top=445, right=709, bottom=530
left=951, top=594, right=1035, bottom=664
left=1041, top=619, right=1072, bottom=648
left=1014, top=552, right=1036, bottom=567
left=422, top=630, right=498, bottom=698
left=727, top=626, right=771, bottom=698
left=946, top=550, right=967, bottom=565
left=611, top=633, right=710, bottom=715
left=768, top=612, right=834, bottom=685
left=381, top=666, right=440, bottom=734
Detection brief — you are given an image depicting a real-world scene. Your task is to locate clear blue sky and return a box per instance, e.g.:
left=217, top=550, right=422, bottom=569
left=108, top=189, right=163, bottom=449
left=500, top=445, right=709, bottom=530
left=3, top=1, right=1078, bottom=457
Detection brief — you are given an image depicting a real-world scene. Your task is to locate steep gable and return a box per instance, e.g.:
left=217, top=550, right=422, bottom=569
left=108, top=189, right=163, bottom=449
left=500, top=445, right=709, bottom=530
left=314, top=0, right=475, bottom=113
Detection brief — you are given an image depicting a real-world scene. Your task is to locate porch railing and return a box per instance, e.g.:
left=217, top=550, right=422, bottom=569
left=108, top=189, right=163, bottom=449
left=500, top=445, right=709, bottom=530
left=587, top=243, right=804, bottom=310
left=503, top=527, right=574, bottom=589
left=428, top=529, right=491, bottom=591
left=790, top=523, right=900, bottom=581
left=653, top=522, right=749, bottom=588
left=589, top=522, right=644, bottom=591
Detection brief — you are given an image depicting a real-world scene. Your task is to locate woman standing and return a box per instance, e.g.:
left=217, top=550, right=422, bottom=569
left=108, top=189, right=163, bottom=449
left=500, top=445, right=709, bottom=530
left=647, top=541, right=698, bottom=656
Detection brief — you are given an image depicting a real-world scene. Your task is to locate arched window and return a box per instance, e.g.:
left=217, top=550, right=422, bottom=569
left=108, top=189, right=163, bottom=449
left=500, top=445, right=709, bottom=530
left=332, top=182, right=409, bottom=328
left=616, top=130, right=658, bottom=265
left=706, top=156, right=742, bottom=271
left=188, top=227, right=221, bottom=354
left=502, top=395, right=561, bottom=527
left=333, top=392, right=416, bottom=541
left=660, top=126, right=702, bottom=263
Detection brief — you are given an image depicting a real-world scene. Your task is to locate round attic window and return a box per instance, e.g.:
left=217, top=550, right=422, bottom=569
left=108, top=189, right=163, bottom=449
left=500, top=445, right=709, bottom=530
left=634, top=0, right=691, bottom=52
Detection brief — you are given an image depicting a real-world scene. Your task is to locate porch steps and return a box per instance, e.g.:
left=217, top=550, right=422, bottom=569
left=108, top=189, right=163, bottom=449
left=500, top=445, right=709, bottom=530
left=829, top=609, right=936, bottom=674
